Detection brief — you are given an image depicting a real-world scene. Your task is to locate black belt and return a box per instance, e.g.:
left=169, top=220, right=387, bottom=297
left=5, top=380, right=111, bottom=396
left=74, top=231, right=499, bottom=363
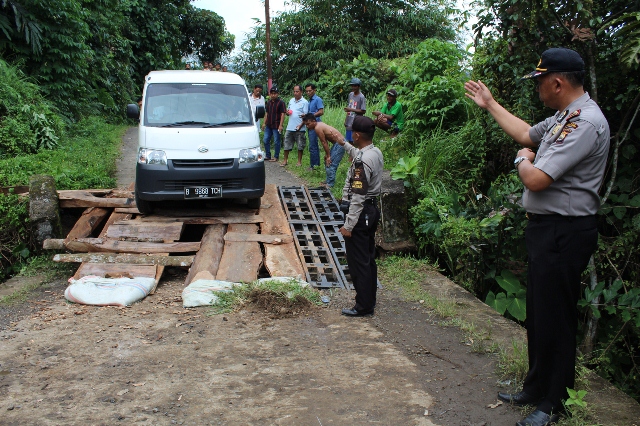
left=364, top=198, right=378, bottom=205
left=526, top=212, right=595, bottom=221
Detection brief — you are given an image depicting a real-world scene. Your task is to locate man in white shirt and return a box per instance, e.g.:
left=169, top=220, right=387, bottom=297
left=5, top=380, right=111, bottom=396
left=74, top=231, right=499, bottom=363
left=281, top=85, right=309, bottom=167
left=250, top=84, right=265, bottom=130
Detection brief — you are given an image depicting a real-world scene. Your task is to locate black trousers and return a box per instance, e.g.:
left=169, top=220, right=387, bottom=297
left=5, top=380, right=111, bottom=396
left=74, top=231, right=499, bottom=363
left=344, top=203, right=380, bottom=312
left=522, top=215, right=598, bottom=414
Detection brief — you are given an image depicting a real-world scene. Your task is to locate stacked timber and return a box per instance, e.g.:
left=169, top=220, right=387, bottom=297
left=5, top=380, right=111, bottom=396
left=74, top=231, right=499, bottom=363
left=42, top=184, right=304, bottom=292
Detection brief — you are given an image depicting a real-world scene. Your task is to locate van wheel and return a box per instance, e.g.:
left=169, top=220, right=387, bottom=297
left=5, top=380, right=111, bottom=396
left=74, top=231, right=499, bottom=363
left=247, top=197, right=261, bottom=209
left=135, top=189, right=154, bottom=214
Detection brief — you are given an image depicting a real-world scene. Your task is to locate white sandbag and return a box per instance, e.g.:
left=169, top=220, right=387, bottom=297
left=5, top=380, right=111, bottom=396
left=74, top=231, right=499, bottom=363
left=64, top=275, right=156, bottom=307
left=256, top=277, right=310, bottom=288
left=181, top=279, right=240, bottom=308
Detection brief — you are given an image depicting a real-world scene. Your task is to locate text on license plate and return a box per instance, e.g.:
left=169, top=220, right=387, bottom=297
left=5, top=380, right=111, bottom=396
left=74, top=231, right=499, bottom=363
left=184, top=186, right=222, bottom=198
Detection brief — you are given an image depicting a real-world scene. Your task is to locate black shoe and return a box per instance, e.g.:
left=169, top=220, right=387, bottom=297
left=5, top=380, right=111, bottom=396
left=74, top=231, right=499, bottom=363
left=516, top=409, right=560, bottom=426
left=498, top=391, right=543, bottom=406
left=341, top=308, right=374, bottom=317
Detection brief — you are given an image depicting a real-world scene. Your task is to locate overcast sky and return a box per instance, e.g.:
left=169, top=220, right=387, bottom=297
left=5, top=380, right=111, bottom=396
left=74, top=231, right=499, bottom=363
left=193, top=0, right=290, bottom=52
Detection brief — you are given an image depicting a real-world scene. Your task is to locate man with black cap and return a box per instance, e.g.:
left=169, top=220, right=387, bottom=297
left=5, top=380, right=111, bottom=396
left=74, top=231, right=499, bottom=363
left=373, top=88, right=404, bottom=137
left=333, top=115, right=383, bottom=317
left=465, top=48, right=610, bottom=426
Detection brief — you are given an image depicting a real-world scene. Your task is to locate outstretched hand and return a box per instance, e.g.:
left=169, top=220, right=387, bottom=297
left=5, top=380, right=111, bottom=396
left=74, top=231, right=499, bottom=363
left=464, top=80, right=494, bottom=110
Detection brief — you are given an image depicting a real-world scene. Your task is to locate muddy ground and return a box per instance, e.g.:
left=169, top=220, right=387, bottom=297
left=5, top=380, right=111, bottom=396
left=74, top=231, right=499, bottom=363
left=0, top=128, right=526, bottom=425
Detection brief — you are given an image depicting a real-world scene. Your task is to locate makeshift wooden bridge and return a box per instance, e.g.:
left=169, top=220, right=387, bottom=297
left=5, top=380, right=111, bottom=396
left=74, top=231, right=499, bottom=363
left=43, top=183, right=353, bottom=291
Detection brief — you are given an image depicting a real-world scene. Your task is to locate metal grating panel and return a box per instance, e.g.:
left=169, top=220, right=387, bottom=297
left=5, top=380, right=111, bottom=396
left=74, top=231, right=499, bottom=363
left=279, top=186, right=315, bottom=222
left=306, top=188, right=344, bottom=223
left=290, top=222, right=343, bottom=288
left=320, top=223, right=352, bottom=289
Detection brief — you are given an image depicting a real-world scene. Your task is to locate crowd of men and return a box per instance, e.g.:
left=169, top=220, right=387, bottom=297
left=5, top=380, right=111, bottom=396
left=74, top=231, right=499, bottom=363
left=252, top=78, right=403, bottom=188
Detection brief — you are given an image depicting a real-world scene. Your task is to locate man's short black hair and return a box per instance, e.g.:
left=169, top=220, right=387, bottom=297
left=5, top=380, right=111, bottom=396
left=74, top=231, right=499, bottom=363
left=293, top=84, right=303, bottom=91
left=305, top=83, right=316, bottom=90
left=136, top=96, right=142, bottom=103
left=254, top=84, right=263, bottom=89
left=302, top=113, right=316, bottom=122
left=556, top=70, right=585, bottom=88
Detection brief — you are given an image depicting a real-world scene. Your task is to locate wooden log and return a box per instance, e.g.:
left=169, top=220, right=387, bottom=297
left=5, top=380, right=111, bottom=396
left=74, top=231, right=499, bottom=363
left=184, top=224, right=226, bottom=285
left=1, top=185, right=29, bottom=195
left=58, top=190, right=135, bottom=208
left=106, top=222, right=184, bottom=241
left=142, top=208, right=260, bottom=218
left=260, top=184, right=305, bottom=278
left=216, top=223, right=262, bottom=283
left=65, top=207, right=111, bottom=241
left=115, top=215, right=264, bottom=225
left=115, top=207, right=141, bottom=214
left=56, top=238, right=200, bottom=254
left=224, top=231, right=292, bottom=244
left=73, top=263, right=157, bottom=280
left=53, top=253, right=193, bottom=266
left=43, top=239, right=66, bottom=250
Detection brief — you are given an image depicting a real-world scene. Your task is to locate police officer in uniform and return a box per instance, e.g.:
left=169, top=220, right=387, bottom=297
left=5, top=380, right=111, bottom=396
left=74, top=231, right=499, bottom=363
left=465, top=48, right=610, bottom=426
left=335, top=116, right=384, bottom=317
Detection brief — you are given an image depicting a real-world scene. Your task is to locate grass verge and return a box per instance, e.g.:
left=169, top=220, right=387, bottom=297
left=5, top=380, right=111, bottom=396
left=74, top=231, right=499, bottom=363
left=208, top=278, right=323, bottom=315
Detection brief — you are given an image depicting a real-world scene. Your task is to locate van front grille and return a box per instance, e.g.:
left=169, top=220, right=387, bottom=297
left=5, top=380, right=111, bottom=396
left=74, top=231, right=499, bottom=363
left=172, top=159, right=234, bottom=168
left=163, top=179, right=244, bottom=191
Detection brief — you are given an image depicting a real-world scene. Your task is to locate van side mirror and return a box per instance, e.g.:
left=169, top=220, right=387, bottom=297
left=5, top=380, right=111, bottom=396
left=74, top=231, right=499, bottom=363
left=127, top=104, right=140, bottom=120
left=255, top=105, right=265, bottom=120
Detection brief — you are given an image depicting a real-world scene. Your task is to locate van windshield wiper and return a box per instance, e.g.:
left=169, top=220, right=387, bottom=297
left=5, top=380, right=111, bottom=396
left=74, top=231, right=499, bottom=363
left=161, top=121, right=210, bottom=127
left=203, top=121, right=251, bottom=128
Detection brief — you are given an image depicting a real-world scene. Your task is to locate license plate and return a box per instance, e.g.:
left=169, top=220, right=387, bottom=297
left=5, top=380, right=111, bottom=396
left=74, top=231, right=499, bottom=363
left=184, top=186, right=222, bottom=199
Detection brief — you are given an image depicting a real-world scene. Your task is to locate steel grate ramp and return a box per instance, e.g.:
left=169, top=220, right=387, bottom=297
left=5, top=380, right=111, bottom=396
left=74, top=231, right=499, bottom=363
left=279, top=185, right=381, bottom=290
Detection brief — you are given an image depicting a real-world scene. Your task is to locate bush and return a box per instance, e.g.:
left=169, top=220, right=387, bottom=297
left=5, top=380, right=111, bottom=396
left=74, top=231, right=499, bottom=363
left=0, top=116, right=125, bottom=280
left=0, top=59, right=64, bottom=157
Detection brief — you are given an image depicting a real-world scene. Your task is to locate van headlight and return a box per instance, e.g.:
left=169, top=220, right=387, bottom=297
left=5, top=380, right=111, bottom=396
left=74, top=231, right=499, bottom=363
left=138, top=148, right=167, bottom=165
left=239, top=147, right=264, bottom=163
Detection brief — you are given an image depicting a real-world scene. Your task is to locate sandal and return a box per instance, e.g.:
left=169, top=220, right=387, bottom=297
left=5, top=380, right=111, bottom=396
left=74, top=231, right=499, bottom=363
left=280, top=162, right=288, bottom=167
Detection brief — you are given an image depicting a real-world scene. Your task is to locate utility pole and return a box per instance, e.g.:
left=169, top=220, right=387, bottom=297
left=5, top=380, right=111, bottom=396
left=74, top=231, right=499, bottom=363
left=264, top=0, right=273, bottom=90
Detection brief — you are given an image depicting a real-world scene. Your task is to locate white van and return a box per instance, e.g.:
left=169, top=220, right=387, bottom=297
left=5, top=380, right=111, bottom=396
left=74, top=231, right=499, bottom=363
left=126, top=70, right=265, bottom=214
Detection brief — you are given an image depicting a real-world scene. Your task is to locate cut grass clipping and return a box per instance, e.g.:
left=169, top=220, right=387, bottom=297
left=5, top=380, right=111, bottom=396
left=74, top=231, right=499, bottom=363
left=209, top=278, right=322, bottom=317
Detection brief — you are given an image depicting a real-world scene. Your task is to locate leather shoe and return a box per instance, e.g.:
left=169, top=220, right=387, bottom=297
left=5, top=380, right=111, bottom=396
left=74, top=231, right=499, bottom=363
left=516, top=409, right=560, bottom=426
left=341, top=308, right=374, bottom=317
left=498, top=391, right=543, bottom=406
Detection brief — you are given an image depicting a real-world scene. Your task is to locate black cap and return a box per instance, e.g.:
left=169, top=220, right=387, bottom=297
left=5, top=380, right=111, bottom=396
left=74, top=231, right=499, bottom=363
left=269, top=86, right=279, bottom=93
left=352, top=116, right=376, bottom=136
left=386, top=89, right=398, bottom=97
left=522, top=48, right=585, bottom=80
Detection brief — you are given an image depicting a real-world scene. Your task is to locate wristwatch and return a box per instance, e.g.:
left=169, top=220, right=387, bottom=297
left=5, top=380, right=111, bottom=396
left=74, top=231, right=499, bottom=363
left=514, top=156, right=529, bottom=168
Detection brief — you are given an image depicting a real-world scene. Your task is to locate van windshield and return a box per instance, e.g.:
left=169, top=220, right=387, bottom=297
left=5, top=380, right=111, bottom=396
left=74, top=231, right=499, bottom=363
left=143, top=83, right=252, bottom=127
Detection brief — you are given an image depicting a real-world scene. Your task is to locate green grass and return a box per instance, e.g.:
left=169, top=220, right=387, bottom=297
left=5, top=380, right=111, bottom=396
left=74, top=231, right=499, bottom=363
left=0, top=255, right=75, bottom=305
left=208, top=278, right=323, bottom=315
left=0, top=116, right=126, bottom=189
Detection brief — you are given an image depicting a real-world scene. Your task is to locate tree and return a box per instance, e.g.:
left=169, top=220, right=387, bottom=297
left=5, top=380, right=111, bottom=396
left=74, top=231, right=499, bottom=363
left=180, top=8, right=234, bottom=65
left=233, top=0, right=461, bottom=89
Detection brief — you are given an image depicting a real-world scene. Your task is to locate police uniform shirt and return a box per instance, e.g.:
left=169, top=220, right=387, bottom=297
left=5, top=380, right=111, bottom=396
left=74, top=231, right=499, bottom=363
left=523, top=92, right=610, bottom=216
left=341, top=142, right=384, bottom=231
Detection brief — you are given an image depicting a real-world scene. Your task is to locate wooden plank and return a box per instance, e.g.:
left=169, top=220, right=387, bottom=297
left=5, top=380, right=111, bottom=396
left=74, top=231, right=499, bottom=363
left=115, top=215, right=264, bottom=225
left=143, top=208, right=261, bottom=218
left=1, top=185, right=29, bottom=195
left=260, top=184, right=305, bottom=278
left=106, top=222, right=184, bottom=241
left=216, top=223, right=262, bottom=283
left=184, top=224, right=226, bottom=285
left=99, top=212, right=132, bottom=238
left=53, top=253, right=193, bottom=266
left=58, top=190, right=135, bottom=208
left=65, top=207, right=111, bottom=241
left=73, top=263, right=157, bottom=280
left=115, top=207, right=141, bottom=214
left=224, top=231, right=292, bottom=244
left=60, top=238, right=200, bottom=254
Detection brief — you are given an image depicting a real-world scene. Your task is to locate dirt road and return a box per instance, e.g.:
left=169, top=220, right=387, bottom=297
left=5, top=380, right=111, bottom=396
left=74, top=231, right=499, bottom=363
left=0, top=128, right=523, bottom=425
